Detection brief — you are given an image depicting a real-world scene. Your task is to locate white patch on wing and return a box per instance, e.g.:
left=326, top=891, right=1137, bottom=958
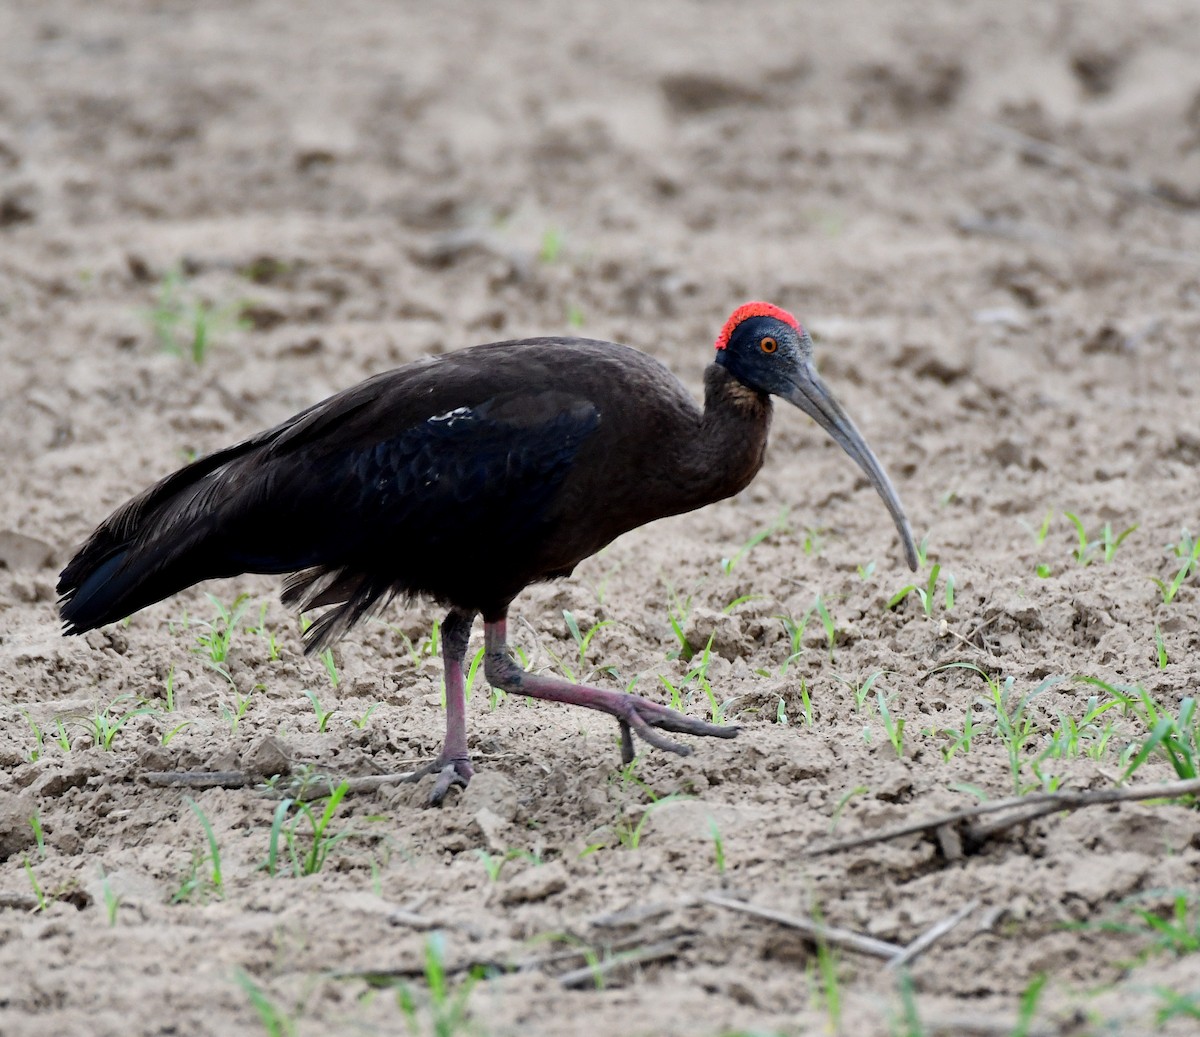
left=429, top=406, right=475, bottom=427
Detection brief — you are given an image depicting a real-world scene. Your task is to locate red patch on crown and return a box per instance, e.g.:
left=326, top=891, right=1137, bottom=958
left=714, top=301, right=801, bottom=351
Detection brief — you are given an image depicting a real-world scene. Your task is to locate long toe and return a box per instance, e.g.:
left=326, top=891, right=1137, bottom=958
left=617, top=695, right=740, bottom=757
left=428, top=761, right=472, bottom=806
left=401, top=754, right=475, bottom=806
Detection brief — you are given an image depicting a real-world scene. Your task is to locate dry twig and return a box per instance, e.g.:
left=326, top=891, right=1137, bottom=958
left=885, top=900, right=979, bottom=971
left=701, top=893, right=903, bottom=960
left=808, top=777, right=1200, bottom=857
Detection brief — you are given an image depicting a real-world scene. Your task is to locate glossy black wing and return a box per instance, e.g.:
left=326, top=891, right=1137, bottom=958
left=269, top=390, right=601, bottom=648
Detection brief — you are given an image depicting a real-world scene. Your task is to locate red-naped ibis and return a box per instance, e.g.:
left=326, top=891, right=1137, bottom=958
left=59, top=302, right=917, bottom=802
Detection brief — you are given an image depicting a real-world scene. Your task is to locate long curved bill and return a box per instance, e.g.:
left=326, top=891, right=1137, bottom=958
left=785, top=361, right=918, bottom=571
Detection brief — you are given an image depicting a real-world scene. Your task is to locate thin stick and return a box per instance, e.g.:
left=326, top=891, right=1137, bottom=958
left=701, top=893, right=903, bottom=960
left=141, top=771, right=250, bottom=789
left=139, top=769, right=423, bottom=796
left=885, top=900, right=979, bottom=971
left=809, top=777, right=1200, bottom=857
left=557, top=937, right=686, bottom=989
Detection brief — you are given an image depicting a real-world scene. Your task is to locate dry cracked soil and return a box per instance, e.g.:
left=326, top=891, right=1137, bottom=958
left=2, top=2, right=1200, bottom=1035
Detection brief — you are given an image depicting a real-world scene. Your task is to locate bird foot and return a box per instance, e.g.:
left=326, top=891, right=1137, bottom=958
left=401, top=755, right=474, bottom=806
left=608, top=692, right=740, bottom=762
left=501, top=666, right=739, bottom=762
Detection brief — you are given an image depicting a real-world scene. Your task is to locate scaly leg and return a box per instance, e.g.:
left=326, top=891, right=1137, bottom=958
left=403, top=608, right=476, bottom=804
left=483, top=615, right=737, bottom=762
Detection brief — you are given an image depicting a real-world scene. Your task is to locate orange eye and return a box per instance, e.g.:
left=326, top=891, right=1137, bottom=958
left=760, top=336, right=778, bottom=354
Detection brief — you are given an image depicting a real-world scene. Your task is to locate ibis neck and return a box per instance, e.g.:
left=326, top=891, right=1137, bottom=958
left=686, top=363, right=772, bottom=503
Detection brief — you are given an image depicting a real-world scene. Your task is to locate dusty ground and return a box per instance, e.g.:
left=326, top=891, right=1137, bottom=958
left=2, top=1, right=1200, bottom=1034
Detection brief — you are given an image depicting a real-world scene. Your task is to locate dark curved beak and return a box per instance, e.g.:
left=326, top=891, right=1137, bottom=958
left=784, top=361, right=918, bottom=571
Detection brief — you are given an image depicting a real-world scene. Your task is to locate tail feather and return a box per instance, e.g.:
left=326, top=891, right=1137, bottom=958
left=57, top=443, right=268, bottom=635
left=281, top=566, right=395, bottom=654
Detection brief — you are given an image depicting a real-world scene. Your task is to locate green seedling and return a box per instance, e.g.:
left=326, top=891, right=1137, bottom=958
left=892, top=970, right=926, bottom=1037
left=234, top=970, right=298, bottom=1037
left=394, top=932, right=481, bottom=1037
left=1012, top=973, right=1047, bottom=1037
left=539, top=226, right=563, bottom=263
left=246, top=604, right=281, bottom=661
left=193, top=592, right=253, bottom=677
left=1038, top=694, right=1120, bottom=763
left=721, top=593, right=759, bottom=615
left=84, top=695, right=159, bottom=752
left=1155, top=624, right=1169, bottom=670
left=351, top=703, right=382, bottom=730
left=1035, top=563, right=1052, bottom=578
left=174, top=797, right=224, bottom=902
left=143, top=267, right=249, bottom=364
left=813, top=594, right=836, bottom=659
left=1167, top=528, right=1198, bottom=568
left=720, top=506, right=788, bottom=575
left=1033, top=509, right=1054, bottom=545
left=802, top=525, right=825, bottom=556
left=775, top=697, right=788, bottom=725
left=811, top=912, right=842, bottom=1033
left=835, top=670, right=886, bottom=713
left=265, top=781, right=357, bottom=877
left=888, top=562, right=952, bottom=617
left=457, top=645, right=486, bottom=704
left=615, top=794, right=683, bottom=850
left=1092, top=890, right=1200, bottom=957
left=22, top=713, right=44, bottom=762
left=1153, top=536, right=1200, bottom=604
left=476, top=847, right=541, bottom=883
left=317, top=646, right=340, bottom=688
left=796, top=679, right=814, bottom=727
left=1155, top=988, right=1200, bottom=1025
left=708, top=818, right=726, bottom=876
left=566, top=303, right=585, bottom=328
left=303, top=689, right=336, bottom=733
left=775, top=611, right=810, bottom=675
left=877, top=690, right=906, bottom=757
left=937, top=663, right=1063, bottom=793
left=220, top=685, right=258, bottom=734
left=829, top=785, right=868, bottom=833
left=523, top=932, right=606, bottom=989
left=23, top=858, right=48, bottom=911
left=665, top=583, right=696, bottom=661
left=1102, top=683, right=1198, bottom=782
left=686, top=635, right=729, bottom=725
left=562, top=609, right=612, bottom=679
left=161, top=720, right=193, bottom=746
left=99, top=869, right=121, bottom=927
left=29, top=812, right=45, bottom=859
left=926, top=707, right=978, bottom=761
left=1063, top=512, right=1137, bottom=565
left=162, top=666, right=177, bottom=711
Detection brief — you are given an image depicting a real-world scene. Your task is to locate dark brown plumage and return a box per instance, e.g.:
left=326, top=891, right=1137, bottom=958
left=59, top=302, right=916, bottom=802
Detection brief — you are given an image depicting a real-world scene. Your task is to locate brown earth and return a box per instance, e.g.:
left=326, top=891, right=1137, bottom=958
left=2, top=1, right=1200, bottom=1035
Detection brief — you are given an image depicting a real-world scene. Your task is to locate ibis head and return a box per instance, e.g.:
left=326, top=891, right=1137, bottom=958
left=715, top=302, right=918, bottom=571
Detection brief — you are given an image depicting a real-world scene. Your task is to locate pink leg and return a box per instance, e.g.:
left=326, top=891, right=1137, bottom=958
left=483, top=617, right=737, bottom=762
left=405, top=609, right=475, bottom=804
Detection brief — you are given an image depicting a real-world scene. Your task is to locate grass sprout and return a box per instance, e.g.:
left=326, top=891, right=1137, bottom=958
left=1079, top=678, right=1200, bottom=782
left=143, top=267, right=249, bottom=364
left=174, top=797, right=224, bottom=902
left=265, top=780, right=358, bottom=877
left=1063, top=511, right=1137, bottom=566
left=393, top=932, right=482, bottom=1037
left=1153, top=535, right=1200, bottom=604
left=235, top=970, right=298, bottom=1037
left=720, top=507, right=788, bottom=575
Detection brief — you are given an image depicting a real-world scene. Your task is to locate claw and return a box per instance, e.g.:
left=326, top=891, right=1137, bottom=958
left=401, top=755, right=474, bottom=807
